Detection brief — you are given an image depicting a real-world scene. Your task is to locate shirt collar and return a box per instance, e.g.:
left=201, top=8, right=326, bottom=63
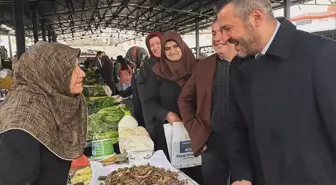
left=255, top=20, right=281, bottom=59
left=217, top=54, right=224, bottom=60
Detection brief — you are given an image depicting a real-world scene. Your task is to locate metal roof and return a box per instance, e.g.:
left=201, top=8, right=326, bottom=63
left=0, top=0, right=310, bottom=40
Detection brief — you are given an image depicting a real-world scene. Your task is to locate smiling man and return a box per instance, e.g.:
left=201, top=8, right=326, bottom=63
left=215, top=0, right=336, bottom=185
left=178, top=18, right=237, bottom=185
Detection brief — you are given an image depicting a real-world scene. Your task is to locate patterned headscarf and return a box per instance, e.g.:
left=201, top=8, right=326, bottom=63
left=125, top=46, right=149, bottom=68
left=0, top=41, right=87, bottom=160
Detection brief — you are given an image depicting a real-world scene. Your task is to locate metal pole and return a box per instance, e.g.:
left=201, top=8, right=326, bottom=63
left=31, top=4, right=39, bottom=43
left=52, top=31, right=56, bottom=42
left=195, top=19, right=200, bottom=59
left=13, top=0, right=26, bottom=59
left=284, top=0, right=291, bottom=19
left=7, top=32, right=12, bottom=58
left=41, top=20, right=46, bottom=41
left=47, top=30, right=52, bottom=42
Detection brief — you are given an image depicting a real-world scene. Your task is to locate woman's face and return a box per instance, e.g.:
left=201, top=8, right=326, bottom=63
left=70, top=58, right=86, bottom=94
left=164, top=40, right=182, bottom=62
left=149, top=36, right=161, bottom=58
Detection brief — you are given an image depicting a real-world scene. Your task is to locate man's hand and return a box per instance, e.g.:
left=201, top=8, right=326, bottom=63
left=231, top=181, right=252, bottom=185
left=166, top=112, right=182, bottom=124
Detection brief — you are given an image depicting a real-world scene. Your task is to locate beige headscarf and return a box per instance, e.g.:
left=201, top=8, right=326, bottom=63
left=0, top=41, right=87, bottom=160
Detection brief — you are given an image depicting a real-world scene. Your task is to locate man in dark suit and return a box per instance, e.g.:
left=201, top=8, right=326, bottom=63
left=89, top=51, right=104, bottom=70
left=215, top=0, right=336, bottom=185
left=178, top=18, right=237, bottom=185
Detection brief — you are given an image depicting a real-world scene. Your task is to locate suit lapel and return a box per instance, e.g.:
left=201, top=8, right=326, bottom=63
left=203, top=54, right=217, bottom=99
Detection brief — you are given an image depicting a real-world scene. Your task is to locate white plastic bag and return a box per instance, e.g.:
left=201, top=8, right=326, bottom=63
left=164, top=122, right=202, bottom=169
left=163, top=124, right=173, bottom=158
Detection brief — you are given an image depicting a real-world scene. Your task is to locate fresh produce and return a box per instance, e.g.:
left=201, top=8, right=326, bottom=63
left=99, top=165, right=188, bottom=185
left=70, top=167, right=92, bottom=185
left=0, top=75, right=12, bottom=89
left=87, top=106, right=126, bottom=141
left=83, top=69, right=103, bottom=85
left=86, top=97, right=116, bottom=115
left=93, top=131, right=119, bottom=143
left=83, top=85, right=106, bottom=97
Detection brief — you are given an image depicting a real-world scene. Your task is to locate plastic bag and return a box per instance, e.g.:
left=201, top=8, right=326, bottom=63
left=164, top=122, right=202, bottom=169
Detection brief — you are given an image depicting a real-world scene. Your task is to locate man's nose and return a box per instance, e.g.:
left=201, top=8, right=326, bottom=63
left=214, top=33, right=222, bottom=41
left=221, top=31, right=230, bottom=43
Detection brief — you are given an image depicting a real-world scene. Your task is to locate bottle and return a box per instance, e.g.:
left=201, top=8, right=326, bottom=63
left=118, top=110, right=138, bottom=134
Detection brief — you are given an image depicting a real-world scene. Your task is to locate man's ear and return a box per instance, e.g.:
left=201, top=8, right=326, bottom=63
left=250, top=8, right=264, bottom=27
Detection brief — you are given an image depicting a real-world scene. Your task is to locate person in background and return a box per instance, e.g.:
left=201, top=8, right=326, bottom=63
left=198, top=53, right=208, bottom=60
left=215, top=0, right=336, bottom=185
left=119, top=46, right=149, bottom=127
left=0, top=42, right=87, bottom=185
left=142, top=31, right=203, bottom=184
left=137, top=32, right=163, bottom=103
left=89, top=51, right=104, bottom=69
left=100, top=55, right=116, bottom=95
left=113, top=56, right=121, bottom=93
left=178, top=18, right=237, bottom=185
left=84, top=57, right=91, bottom=69
left=117, top=56, right=132, bottom=91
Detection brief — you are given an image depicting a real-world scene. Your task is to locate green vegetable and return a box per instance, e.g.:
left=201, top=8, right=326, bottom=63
left=86, top=97, right=116, bottom=114
left=83, top=69, right=104, bottom=85
left=83, top=85, right=106, bottom=97
left=87, top=105, right=125, bottom=141
left=93, top=131, right=118, bottom=140
left=102, top=115, right=121, bottom=123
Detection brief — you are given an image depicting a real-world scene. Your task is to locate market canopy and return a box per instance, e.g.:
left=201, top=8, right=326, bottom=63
left=0, top=0, right=309, bottom=40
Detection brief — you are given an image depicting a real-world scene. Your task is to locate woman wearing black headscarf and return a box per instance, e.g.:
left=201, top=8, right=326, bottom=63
left=141, top=31, right=203, bottom=184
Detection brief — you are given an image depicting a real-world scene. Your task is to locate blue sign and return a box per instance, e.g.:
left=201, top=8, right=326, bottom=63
left=180, top=140, right=192, bottom=153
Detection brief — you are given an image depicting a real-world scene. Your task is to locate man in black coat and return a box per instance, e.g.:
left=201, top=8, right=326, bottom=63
left=215, top=0, right=336, bottom=185
left=89, top=51, right=104, bottom=70
left=100, top=56, right=116, bottom=95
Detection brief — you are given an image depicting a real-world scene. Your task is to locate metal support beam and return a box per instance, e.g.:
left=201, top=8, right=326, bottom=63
left=284, top=0, right=291, bottom=19
left=48, top=30, right=52, bottom=42
left=41, top=20, right=46, bottom=41
left=195, top=19, right=200, bottom=59
left=13, top=0, right=25, bottom=59
left=7, top=32, right=12, bottom=58
left=52, top=32, right=56, bottom=42
left=31, top=4, right=39, bottom=43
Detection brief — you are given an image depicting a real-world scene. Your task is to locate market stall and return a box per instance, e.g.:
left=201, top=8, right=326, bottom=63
left=68, top=81, right=197, bottom=185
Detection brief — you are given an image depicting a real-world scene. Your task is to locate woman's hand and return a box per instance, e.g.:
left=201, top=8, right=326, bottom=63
left=166, top=112, right=182, bottom=124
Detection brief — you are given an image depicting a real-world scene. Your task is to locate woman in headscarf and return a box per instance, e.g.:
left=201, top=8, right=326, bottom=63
left=116, top=55, right=132, bottom=91
left=137, top=32, right=162, bottom=102
left=141, top=31, right=203, bottom=184
left=0, top=42, right=87, bottom=185
left=119, top=46, right=149, bottom=127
